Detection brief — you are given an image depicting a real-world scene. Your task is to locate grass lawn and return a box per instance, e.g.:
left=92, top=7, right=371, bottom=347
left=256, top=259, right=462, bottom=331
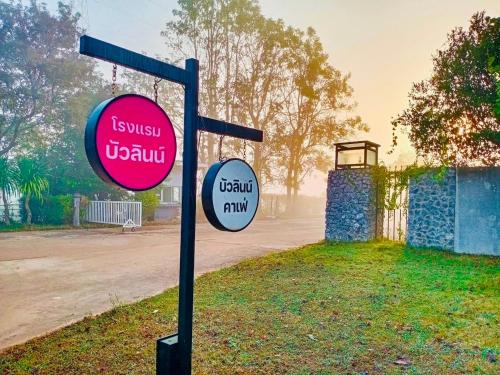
left=1, top=241, right=498, bottom=374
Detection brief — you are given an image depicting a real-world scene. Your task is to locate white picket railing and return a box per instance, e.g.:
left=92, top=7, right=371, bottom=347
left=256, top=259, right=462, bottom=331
left=86, top=201, right=142, bottom=230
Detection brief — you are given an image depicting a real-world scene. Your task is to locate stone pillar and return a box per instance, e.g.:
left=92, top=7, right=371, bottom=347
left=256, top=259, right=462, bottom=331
left=73, top=193, right=81, bottom=227
left=325, top=169, right=380, bottom=241
left=407, top=169, right=456, bottom=250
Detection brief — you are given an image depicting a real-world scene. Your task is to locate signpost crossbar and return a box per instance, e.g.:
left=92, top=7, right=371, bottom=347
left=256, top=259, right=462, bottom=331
left=80, top=35, right=190, bottom=85
left=198, top=116, right=263, bottom=142
left=79, top=36, right=264, bottom=143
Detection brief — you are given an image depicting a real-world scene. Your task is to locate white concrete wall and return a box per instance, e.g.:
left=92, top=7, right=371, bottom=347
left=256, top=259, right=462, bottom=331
left=455, top=167, right=499, bottom=256
left=0, top=191, right=21, bottom=223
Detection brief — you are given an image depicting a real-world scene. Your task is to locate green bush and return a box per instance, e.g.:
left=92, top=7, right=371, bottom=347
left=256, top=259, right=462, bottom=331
left=134, top=190, right=160, bottom=221
left=21, top=194, right=73, bottom=225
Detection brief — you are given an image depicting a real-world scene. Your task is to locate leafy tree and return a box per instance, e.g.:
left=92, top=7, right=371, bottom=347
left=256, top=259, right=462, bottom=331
left=392, top=12, right=499, bottom=166
left=32, top=88, right=127, bottom=200
left=23, top=194, right=72, bottom=225
left=163, top=0, right=261, bottom=164
left=16, top=157, right=49, bottom=225
left=165, top=0, right=365, bottom=202
left=277, top=28, right=366, bottom=208
left=122, top=66, right=184, bottom=136
left=0, top=156, right=18, bottom=224
left=233, top=17, right=294, bottom=185
left=0, top=1, right=97, bottom=156
left=489, top=56, right=500, bottom=134
left=0, top=1, right=122, bottom=202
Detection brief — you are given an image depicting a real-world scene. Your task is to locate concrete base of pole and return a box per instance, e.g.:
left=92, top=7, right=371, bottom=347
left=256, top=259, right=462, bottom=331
left=156, top=333, right=179, bottom=375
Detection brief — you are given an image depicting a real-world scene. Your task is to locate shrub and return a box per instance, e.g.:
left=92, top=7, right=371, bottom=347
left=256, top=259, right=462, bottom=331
left=21, top=194, right=73, bottom=225
left=134, top=190, right=160, bottom=221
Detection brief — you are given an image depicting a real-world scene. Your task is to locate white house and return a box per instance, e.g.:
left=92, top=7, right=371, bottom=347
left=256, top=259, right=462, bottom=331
left=154, top=161, right=207, bottom=221
left=0, top=190, right=21, bottom=223
left=155, top=161, right=182, bottom=220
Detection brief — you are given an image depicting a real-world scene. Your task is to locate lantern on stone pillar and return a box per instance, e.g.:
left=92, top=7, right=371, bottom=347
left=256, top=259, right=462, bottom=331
left=334, top=141, right=380, bottom=170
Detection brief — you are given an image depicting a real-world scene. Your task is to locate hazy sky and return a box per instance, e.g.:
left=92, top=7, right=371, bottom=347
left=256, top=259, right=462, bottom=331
left=43, top=0, right=499, bottom=193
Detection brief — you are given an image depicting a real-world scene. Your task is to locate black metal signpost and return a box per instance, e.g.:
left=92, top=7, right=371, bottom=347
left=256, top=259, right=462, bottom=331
left=79, top=35, right=263, bottom=375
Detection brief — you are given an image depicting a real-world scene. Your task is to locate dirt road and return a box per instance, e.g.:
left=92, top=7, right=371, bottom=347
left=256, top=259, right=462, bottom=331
left=0, top=217, right=323, bottom=349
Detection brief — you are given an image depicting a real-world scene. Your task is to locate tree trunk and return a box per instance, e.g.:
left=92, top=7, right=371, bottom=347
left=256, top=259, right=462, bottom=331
left=207, top=133, right=215, bottom=163
left=285, top=166, right=293, bottom=212
left=253, top=143, right=262, bottom=183
left=292, top=166, right=300, bottom=204
left=25, top=192, right=32, bottom=225
left=1, top=188, right=10, bottom=225
left=292, top=183, right=299, bottom=202
left=285, top=148, right=300, bottom=215
left=286, top=184, right=292, bottom=212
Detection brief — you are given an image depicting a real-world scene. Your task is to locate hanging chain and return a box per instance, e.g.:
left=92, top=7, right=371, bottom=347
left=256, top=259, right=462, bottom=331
left=242, top=139, right=247, bottom=160
left=218, top=135, right=224, bottom=161
left=153, top=78, right=162, bottom=103
left=111, top=64, right=117, bottom=96
left=197, top=130, right=203, bottom=155
left=197, top=115, right=204, bottom=155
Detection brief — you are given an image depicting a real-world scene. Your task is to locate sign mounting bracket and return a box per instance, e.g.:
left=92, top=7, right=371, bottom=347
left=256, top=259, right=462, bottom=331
left=198, top=116, right=263, bottom=142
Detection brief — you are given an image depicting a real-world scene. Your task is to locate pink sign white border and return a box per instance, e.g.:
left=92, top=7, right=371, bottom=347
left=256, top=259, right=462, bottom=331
left=84, top=94, right=177, bottom=191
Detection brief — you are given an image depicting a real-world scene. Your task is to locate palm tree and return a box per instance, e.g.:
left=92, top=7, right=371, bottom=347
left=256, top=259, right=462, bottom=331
left=0, top=157, right=18, bottom=225
left=17, top=158, right=49, bottom=225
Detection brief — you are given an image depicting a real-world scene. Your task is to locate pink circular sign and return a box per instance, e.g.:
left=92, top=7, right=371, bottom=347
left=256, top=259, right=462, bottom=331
left=85, top=94, right=177, bottom=191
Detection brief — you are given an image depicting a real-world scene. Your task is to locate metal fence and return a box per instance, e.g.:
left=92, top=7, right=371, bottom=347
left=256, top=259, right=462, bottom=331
left=0, top=204, right=22, bottom=223
left=377, top=167, right=409, bottom=242
left=86, top=200, right=142, bottom=230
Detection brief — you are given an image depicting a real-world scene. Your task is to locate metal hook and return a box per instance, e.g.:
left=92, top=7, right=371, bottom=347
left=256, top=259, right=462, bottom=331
left=153, top=78, right=162, bottom=103
left=218, top=135, right=225, bottom=161
left=111, top=64, right=117, bottom=96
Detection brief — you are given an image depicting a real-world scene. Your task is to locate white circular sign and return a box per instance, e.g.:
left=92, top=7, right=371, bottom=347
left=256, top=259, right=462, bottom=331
left=202, top=158, right=259, bottom=231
